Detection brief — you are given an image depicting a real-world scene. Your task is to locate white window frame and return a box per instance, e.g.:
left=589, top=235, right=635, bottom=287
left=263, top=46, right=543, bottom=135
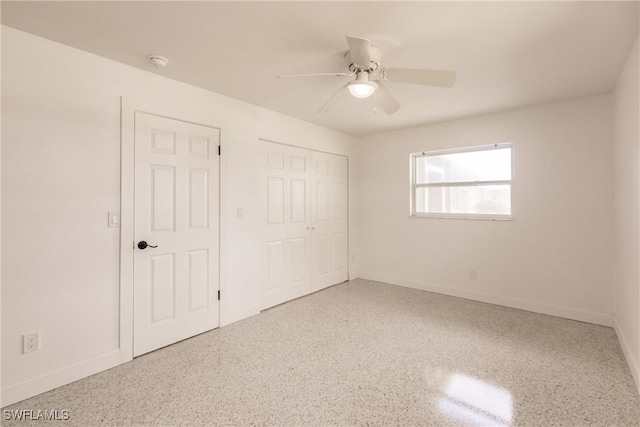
left=410, top=143, right=514, bottom=220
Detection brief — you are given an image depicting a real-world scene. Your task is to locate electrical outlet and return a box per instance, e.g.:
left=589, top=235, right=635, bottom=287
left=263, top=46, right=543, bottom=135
left=469, top=269, right=478, bottom=280
left=23, top=332, right=40, bottom=354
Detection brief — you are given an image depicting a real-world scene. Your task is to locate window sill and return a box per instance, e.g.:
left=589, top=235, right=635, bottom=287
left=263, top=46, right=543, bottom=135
left=410, top=213, right=515, bottom=221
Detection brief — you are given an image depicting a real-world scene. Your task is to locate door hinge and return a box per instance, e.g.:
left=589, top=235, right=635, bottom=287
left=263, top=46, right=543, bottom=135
left=218, top=145, right=221, bottom=156
left=217, top=290, right=220, bottom=300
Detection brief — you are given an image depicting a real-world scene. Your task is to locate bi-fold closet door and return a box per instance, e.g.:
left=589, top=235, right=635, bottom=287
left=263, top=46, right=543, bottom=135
left=263, top=141, right=348, bottom=310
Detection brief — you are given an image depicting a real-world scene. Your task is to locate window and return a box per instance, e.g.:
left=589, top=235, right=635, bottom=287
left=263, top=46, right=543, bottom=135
left=410, top=143, right=513, bottom=219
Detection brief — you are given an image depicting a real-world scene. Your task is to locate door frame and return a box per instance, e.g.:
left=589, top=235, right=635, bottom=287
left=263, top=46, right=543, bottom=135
left=119, top=97, right=227, bottom=362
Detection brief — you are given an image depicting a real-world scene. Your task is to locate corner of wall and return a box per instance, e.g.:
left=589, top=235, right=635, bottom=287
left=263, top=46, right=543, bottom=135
left=614, top=316, right=640, bottom=393
left=612, top=34, right=640, bottom=396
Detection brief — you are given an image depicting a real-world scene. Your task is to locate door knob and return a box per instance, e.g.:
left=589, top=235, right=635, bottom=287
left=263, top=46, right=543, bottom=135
left=137, top=241, right=158, bottom=250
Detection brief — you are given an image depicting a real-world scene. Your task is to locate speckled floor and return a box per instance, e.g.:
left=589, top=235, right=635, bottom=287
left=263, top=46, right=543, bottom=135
left=3, top=279, right=639, bottom=426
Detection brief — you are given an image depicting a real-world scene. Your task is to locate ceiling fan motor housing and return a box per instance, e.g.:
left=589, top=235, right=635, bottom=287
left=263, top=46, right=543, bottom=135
left=345, top=45, right=382, bottom=71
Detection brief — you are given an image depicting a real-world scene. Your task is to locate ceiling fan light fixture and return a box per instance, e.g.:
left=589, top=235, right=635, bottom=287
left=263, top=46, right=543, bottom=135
left=348, top=82, right=377, bottom=98
left=348, top=72, right=378, bottom=99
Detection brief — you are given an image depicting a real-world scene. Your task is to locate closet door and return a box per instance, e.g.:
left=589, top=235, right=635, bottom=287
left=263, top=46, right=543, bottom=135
left=263, top=142, right=311, bottom=309
left=311, top=151, right=348, bottom=291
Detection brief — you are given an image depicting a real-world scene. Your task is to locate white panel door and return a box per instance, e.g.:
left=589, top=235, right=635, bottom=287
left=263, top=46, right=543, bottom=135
left=134, top=112, right=220, bottom=357
left=264, top=142, right=311, bottom=309
left=311, top=151, right=348, bottom=292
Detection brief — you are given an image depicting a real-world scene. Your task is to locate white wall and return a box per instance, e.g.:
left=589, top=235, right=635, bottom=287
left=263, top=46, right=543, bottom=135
left=613, top=36, right=640, bottom=390
left=0, top=7, right=4, bottom=401
left=1, top=26, right=358, bottom=406
left=357, top=94, right=614, bottom=326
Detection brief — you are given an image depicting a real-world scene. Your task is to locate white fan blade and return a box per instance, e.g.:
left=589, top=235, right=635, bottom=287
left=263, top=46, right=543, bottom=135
left=346, top=36, right=371, bottom=68
left=277, top=72, right=353, bottom=78
left=382, top=68, right=456, bottom=88
left=375, top=83, right=401, bottom=115
left=318, top=84, right=349, bottom=114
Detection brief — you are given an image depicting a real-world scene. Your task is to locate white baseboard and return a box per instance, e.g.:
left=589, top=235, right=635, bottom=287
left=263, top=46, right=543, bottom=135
left=1, top=349, right=123, bottom=408
left=3, top=304, right=260, bottom=406
left=359, top=273, right=613, bottom=327
left=613, top=317, right=640, bottom=393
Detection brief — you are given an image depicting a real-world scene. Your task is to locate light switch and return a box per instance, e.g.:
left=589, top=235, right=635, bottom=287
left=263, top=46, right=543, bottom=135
left=237, top=207, right=244, bottom=219
left=108, top=212, right=120, bottom=228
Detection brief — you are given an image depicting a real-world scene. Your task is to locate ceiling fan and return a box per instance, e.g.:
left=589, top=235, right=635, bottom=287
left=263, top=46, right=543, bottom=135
left=277, top=36, right=456, bottom=115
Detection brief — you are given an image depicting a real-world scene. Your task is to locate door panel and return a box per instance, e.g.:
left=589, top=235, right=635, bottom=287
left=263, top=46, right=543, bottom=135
left=315, top=235, right=330, bottom=275
left=134, top=112, right=220, bottom=357
left=188, top=169, right=209, bottom=229
left=263, top=142, right=311, bottom=309
left=150, top=166, right=176, bottom=231
left=149, top=253, right=176, bottom=323
left=187, top=249, right=209, bottom=311
left=289, top=238, right=308, bottom=282
left=290, top=179, right=307, bottom=223
left=315, top=181, right=329, bottom=220
left=267, top=177, right=285, bottom=224
left=311, top=151, right=348, bottom=291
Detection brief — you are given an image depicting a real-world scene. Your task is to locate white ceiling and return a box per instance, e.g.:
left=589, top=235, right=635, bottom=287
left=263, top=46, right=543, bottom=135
left=2, top=1, right=638, bottom=136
